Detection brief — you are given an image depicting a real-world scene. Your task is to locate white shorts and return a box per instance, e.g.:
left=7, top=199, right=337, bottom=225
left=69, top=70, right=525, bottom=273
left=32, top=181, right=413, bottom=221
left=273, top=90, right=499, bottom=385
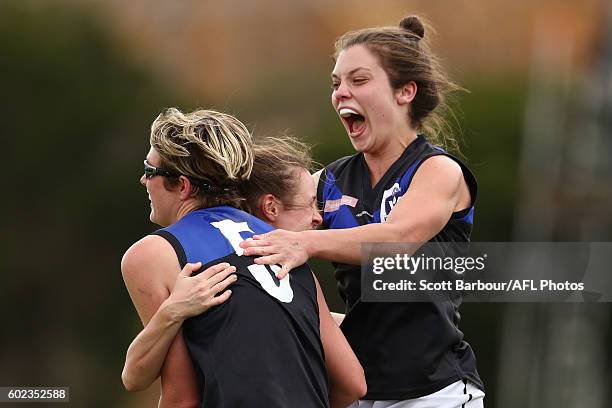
left=348, top=380, right=485, bottom=408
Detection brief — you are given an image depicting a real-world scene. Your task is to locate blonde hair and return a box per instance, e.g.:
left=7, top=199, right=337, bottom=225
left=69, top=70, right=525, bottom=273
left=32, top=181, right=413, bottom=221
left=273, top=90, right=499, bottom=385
left=150, top=108, right=254, bottom=209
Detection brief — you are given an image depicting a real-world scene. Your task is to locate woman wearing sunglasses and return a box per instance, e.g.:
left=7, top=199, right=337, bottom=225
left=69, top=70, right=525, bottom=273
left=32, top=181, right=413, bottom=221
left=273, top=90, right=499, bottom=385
left=122, top=115, right=365, bottom=408
left=241, top=16, right=485, bottom=408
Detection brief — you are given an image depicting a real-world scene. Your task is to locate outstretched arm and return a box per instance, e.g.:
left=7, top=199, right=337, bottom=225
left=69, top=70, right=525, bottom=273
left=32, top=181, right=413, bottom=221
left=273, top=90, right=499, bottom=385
left=242, top=156, right=471, bottom=278
left=122, top=260, right=236, bottom=391
left=314, top=276, right=366, bottom=407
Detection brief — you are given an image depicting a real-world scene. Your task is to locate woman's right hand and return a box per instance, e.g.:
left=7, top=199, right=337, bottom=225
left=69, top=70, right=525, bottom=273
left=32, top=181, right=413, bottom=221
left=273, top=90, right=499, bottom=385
left=163, top=262, right=237, bottom=322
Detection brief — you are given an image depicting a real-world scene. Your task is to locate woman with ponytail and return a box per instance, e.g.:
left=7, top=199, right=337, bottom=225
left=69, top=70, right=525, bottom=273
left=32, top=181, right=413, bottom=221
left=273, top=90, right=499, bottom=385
left=242, top=16, right=485, bottom=407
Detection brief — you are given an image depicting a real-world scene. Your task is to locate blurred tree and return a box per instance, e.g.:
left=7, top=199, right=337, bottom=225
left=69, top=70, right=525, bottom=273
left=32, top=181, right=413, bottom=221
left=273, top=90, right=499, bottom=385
left=0, top=2, right=188, bottom=406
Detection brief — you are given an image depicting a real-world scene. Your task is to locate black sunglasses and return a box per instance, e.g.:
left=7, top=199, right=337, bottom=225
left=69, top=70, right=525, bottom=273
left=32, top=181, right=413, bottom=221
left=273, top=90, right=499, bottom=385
left=143, top=160, right=232, bottom=193
left=143, top=160, right=182, bottom=179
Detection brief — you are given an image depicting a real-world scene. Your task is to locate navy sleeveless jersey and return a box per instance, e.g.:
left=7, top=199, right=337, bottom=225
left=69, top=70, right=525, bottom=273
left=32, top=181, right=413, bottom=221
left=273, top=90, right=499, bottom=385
left=154, top=206, right=329, bottom=408
left=317, top=136, right=484, bottom=399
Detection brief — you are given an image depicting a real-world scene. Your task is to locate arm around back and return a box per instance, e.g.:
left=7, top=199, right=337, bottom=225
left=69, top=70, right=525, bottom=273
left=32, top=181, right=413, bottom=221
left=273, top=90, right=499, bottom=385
left=121, top=260, right=236, bottom=392
left=121, top=235, right=200, bottom=407
left=314, top=275, right=366, bottom=407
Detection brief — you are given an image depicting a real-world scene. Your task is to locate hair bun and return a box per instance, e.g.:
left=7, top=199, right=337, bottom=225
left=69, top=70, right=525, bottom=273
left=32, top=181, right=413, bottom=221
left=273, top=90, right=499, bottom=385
left=399, top=16, right=425, bottom=39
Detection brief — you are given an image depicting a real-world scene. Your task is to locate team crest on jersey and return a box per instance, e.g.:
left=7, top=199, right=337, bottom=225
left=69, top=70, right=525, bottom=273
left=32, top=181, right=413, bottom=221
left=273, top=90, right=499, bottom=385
left=380, top=182, right=401, bottom=222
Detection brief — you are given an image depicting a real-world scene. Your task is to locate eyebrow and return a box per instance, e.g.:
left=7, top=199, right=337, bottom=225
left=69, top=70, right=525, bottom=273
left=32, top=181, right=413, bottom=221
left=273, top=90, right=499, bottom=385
left=331, top=67, right=372, bottom=79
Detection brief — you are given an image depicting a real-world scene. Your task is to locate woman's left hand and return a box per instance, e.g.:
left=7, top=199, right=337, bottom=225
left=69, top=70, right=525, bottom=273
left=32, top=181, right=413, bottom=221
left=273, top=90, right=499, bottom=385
left=240, top=229, right=309, bottom=279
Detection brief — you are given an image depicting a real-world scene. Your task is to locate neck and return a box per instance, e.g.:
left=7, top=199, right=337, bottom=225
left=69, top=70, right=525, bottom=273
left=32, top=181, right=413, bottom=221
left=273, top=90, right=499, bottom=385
left=171, top=199, right=202, bottom=225
left=364, top=128, right=417, bottom=187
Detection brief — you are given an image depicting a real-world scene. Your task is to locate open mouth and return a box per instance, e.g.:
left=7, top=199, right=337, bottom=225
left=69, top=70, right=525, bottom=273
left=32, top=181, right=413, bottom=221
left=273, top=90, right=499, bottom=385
left=339, top=108, right=366, bottom=136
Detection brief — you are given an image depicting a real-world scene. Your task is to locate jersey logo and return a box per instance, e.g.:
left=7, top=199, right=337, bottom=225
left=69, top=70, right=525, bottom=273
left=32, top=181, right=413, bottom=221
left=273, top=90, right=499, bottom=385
left=211, top=219, right=294, bottom=303
left=380, top=182, right=401, bottom=223
left=324, top=195, right=358, bottom=212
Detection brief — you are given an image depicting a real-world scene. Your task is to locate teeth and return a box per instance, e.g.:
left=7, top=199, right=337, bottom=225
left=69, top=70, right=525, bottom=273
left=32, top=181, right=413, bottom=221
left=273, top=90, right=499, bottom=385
left=339, top=108, right=359, bottom=117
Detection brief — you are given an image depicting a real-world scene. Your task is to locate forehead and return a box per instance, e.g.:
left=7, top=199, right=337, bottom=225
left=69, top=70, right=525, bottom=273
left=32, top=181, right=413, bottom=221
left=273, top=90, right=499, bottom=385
left=332, top=44, right=382, bottom=77
left=145, top=147, right=161, bottom=165
left=294, top=168, right=316, bottom=198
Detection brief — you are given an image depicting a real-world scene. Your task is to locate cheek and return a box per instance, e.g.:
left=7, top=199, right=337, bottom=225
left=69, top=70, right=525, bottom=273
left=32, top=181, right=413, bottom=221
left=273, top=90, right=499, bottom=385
left=368, top=97, right=394, bottom=125
left=297, top=213, right=315, bottom=230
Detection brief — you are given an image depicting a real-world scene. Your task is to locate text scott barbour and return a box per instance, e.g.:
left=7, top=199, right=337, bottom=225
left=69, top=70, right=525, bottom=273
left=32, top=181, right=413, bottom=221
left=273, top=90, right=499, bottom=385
left=372, top=279, right=585, bottom=292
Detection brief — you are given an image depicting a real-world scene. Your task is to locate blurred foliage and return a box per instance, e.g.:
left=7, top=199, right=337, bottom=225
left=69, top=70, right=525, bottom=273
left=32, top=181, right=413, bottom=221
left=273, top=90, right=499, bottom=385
left=0, top=2, right=189, bottom=406
left=459, top=78, right=527, bottom=241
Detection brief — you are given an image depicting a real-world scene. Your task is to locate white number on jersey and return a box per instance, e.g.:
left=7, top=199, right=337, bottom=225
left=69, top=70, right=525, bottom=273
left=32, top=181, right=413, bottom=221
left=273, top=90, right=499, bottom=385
left=211, top=219, right=294, bottom=303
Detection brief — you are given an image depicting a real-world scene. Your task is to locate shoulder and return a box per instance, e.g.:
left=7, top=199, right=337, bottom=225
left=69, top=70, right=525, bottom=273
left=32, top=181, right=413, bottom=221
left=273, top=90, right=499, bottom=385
left=121, top=234, right=179, bottom=284
left=418, top=154, right=463, bottom=177
left=324, top=153, right=361, bottom=178
left=318, top=153, right=362, bottom=194
left=411, top=155, right=464, bottom=193
left=415, top=153, right=476, bottom=202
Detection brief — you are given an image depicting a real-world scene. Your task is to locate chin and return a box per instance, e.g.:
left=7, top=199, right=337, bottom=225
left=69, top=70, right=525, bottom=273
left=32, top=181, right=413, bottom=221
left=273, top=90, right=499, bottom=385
left=350, top=140, right=369, bottom=153
left=348, top=134, right=371, bottom=152
left=149, top=211, right=163, bottom=226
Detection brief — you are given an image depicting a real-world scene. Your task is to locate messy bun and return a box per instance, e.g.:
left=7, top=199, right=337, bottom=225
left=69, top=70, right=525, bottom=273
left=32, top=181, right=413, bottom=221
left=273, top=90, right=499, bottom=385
left=399, top=15, right=425, bottom=39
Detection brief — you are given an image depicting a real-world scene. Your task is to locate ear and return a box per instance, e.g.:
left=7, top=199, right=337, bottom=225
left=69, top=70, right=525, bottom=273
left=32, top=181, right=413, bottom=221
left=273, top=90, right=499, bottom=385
left=395, top=81, right=417, bottom=105
left=177, top=176, right=194, bottom=200
left=258, top=194, right=280, bottom=223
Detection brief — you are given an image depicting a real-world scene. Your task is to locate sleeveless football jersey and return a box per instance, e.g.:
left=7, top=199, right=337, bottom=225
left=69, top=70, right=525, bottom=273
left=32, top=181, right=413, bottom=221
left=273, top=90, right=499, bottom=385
left=317, top=135, right=484, bottom=399
left=154, top=206, right=329, bottom=408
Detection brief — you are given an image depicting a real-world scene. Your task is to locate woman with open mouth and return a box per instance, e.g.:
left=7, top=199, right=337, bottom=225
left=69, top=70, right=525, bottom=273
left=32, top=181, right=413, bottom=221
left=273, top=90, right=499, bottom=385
left=242, top=15, right=485, bottom=408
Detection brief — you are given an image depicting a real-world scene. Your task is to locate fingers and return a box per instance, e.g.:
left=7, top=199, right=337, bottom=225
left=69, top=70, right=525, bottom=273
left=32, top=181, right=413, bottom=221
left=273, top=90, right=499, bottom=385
left=202, top=275, right=236, bottom=311
left=239, top=237, right=271, bottom=249
left=253, top=254, right=283, bottom=266
left=211, top=274, right=238, bottom=295
left=200, top=262, right=232, bottom=279
left=276, top=265, right=292, bottom=280
left=179, top=262, right=202, bottom=277
left=206, top=267, right=237, bottom=288
left=256, top=258, right=294, bottom=279
left=209, top=289, right=232, bottom=306
left=242, top=245, right=276, bottom=257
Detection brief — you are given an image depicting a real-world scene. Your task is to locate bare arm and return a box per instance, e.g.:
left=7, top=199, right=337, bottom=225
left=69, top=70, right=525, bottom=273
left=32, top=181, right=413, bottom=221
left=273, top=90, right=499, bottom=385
left=122, top=260, right=236, bottom=391
left=314, top=276, right=366, bottom=407
left=122, top=300, right=183, bottom=392
left=242, top=156, right=472, bottom=277
left=121, top=235, right=200, bottom=407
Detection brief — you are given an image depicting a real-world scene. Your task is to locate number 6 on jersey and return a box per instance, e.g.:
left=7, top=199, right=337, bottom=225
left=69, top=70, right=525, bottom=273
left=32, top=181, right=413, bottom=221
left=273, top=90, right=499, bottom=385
left=211, top=219, right=294, bottom=303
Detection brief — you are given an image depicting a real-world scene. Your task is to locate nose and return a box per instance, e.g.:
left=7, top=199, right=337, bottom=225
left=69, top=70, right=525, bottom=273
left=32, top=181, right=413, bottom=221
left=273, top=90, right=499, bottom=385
left=140, top=174, right=147, bottom=186
left=332, top=81, right=350, bottom=103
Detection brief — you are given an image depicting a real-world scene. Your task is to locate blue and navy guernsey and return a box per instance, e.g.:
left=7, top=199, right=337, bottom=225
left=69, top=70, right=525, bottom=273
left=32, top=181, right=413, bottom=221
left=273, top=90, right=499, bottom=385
left=317, top=135, right=484, bottom=400
left=153, top=206, right=329, bottom=408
